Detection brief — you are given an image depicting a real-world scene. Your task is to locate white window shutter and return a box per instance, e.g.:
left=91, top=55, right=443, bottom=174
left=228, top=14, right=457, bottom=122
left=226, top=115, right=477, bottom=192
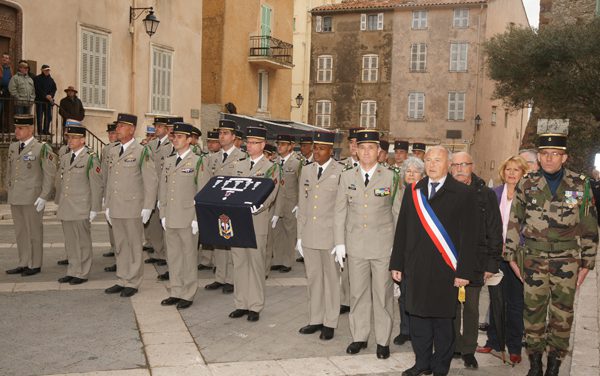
left=377, top=13, right=384, bottom=30
left=360, top=14, right=366, bottom=31
left=316, top=16, right=322, bottom=32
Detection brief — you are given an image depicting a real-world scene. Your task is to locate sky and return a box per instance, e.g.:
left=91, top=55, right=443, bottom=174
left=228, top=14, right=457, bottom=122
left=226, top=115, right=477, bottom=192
left=523, top=0, right=540, bottom=28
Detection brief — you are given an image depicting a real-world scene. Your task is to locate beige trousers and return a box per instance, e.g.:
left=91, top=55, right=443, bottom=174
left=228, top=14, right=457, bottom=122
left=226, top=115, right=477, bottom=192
left=112, top=218, right=144, bottom=289
left=62, top=219, right=93, bottom=279
left=214, top=248, right=233, bottom=284
left=231, top=234, right=267, bottom=312
left=11, top=204, right=44, bottom=268
left=144, top=208, right=166, bottom=259
left=304, top=246, right=341, bottom=328
left=165, top=227, right=198, bottom=301
left=271, top=215, right=296, bottom=267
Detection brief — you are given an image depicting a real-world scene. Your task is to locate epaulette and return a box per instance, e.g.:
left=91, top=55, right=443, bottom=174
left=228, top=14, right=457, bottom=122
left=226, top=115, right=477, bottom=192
left=342, top=164, right=354, bottom=172
left=304, top=161, right=313, bottom=166
left=239, top=157, right=247, bottom=161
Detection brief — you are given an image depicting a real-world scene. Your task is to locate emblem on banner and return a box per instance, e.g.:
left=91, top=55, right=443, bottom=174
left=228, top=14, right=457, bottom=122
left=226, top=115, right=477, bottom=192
left=218, top=214, right=234, bottom=239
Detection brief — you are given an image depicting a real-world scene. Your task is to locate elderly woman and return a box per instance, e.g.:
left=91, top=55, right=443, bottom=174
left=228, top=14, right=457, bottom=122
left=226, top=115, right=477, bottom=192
left=392, top=156, right=425, bottom=346
left=477, top=155, right=529, bottom=363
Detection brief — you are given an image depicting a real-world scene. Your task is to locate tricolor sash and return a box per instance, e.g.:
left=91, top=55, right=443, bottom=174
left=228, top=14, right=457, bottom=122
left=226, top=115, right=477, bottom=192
left=411, top=183, right=458, bottom=271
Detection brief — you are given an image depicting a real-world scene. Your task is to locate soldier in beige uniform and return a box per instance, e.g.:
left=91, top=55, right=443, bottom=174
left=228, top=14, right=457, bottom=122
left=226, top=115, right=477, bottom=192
left=5, top=115, right=57, bottom=276
left=202, top=119, right=243, bottom=294
left=158, top=122, right=205, bottom=309
left=104, top=113, right=158, bottom=297
left=101, top=122, right=120, bottom=270
left=228, top=126, right=279, bottom=322
left=297, top=131, right=344, bottom=340
left=412, top=142, right=426, bottom=161
left=299, top=136, right=314, bottom=165
left=334, top=130, right=401, bottom=359
left=269, top=134, right=302, bottom=273
left=392, top=140, right=409, bottom=170
left=56, top=124, right=103, bottom=284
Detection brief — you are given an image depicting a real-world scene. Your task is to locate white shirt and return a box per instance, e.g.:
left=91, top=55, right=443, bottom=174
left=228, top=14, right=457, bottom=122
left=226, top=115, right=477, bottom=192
left=360, top=164, right=377, bottom=184
left=120, top=138, right=135, bottom=153
left=317, top=158, right=332, bottom=172
left=250, top=154, right=264, bottom=164
left=158, top=135, right=169, bottom=145
left=176, top=148, right=191, bottom=161
left=21, top=136, right=34, bottom=147
left=222, top=145, right=236, bottom=156
left=350, top=157, right=359, bottom=166
left=429, top=175, right=447, bottom=198
left=71, top=146, right=85, bottom=159
left=279, top=153, right=292, bottom=166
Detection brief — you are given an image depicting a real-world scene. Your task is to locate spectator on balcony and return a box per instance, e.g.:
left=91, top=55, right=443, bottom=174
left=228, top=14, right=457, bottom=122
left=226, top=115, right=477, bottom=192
left=59, top=86, right=85, bottom=128
left=34, top=64, right=57, bottom=135
left=8, top=61, right=34, bottom=115
left=0, top=52, right=13, bottom=126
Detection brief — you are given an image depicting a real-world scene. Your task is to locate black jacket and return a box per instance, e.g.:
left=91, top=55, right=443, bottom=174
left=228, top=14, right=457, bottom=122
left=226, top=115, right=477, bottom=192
left=390, top=174, right=479, bottom=318
left=34, top=74, right=57, bottom=102
left=59, top=96, right=85, bottom=125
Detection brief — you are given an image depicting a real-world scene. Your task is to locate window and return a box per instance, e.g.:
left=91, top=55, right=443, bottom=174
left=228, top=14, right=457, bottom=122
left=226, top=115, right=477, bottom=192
left=449, top=42, right=468, bottom=72
left=317, top=55, right=333, bottom=83
left=80, top=28, right=109, bottom=108
left=151, top=46, right=173, bottom=114
left=360, top=100, right=377, bottom=128
left=258, top=70, right=269, bottom=111
left=362, top=54, right=378, bottom=82
left=315, top=16, right=333, bottom=32
left=410, top=43, right=427, bottom=72
left=491, top=106, right=497, bottom=125
left=316, top=100, right=332, bottom=127
left=408, top=92, right=425, bottom=119
left=360, top=13, right=384, bottom=31
left=412, top=10, right=427, bottom=29
left=447, top=92, right=465, bottom=120
left=453, top=9, right=469, bottom=28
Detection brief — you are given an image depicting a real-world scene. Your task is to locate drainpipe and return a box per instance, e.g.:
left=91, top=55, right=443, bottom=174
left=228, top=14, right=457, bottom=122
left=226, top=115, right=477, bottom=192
left=130, top=0, right=137, bottom=114
left=473, top=4, right=483, bottom=145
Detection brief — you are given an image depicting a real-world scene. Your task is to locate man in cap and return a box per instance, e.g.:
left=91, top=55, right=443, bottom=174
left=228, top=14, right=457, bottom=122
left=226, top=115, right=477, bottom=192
left=299, top=136, right=314, bottom=165
left=206, top=130, right=221, bottom=154
left=101, top=122, right=120, bottom=267
left=234, top=129, right=244, bottom=149
left=263, top=144, right=276, bottom=160
left=412, top=143, right=426, bottom=161
left=33, top=64, right=57, bottom=135
left=269, top=134, right=302, bottom=273
left=5, top=115, right=57, bottom=276
left=393, top=141, right=409, bottom=169
left=8, top=61, right=35, bottom=115
left=58, top=86, right=85, bottom=128
left=378, top=140, right=390, bottom=166
left=142, top=125, right=156, bottom=145
left=340, top=128, right=362, bottom=168
left=55, top=123, right=102, bottom=284
left=228, top=126, right=279, bottom=322
left=297, top=131, right=344, bottom=340
left=104, top=113, right=158, bottom=297
left=505, top=134, right=598, bottom=376
left=190, top=126, right=204, bottom=155
left=158, top=122, right=206, bottom=309
left=334, top=130, right=402, bottom=359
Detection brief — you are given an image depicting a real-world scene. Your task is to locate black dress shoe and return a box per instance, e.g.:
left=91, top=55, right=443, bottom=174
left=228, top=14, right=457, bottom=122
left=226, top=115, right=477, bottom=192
left=157, top=272, right=170, bottom=281
left=346, top=341, right=368, bottom=354
left=270, top=265, right=283, bottom=271
left=156, top=259, right=167, bottom=266
left=394, top=334, right=411, bottom=345
left=120, top=287, right=138, bottom=297
left=377, top=345, right=390, bottom=359
left=222, top=283, right=234, bottom=294
left=299, top=324, right=323, bottom=334
left=143, top=245, right=154, bottom=252
left=161, top=297, right=180, bottom=306
left=69, top=277, right=88, bottom=285
left=340, top=305, right=350, bottom=314
left=461, top=353, right=478, bottom=369
left=176, top=299, right=193, bottom=309
left=57, top=259, right=69, bottom=265
left=453, top=352, right=462, bottom=359
left=320, top=326, right=334, bottom=340
left=247, top=311, right=260, bottom=321
left=205, top=281, right=224, bottom=290
left=6, top=266, right=25, bottom=274
left=401, top=366, right=433, bottom=376
left=197, top=264, right=212, bottom=270
left=105, top=284, right=124, bottom=294
left=104, top=264, right=117, bottom=272
left=21, top=267, right=41, bottom=276
left=296, top=257, right=304, bottom=263
left=144, top=257, right=160, bottom=264
left=229, top=309, right=248, bottom=318
left=102, top=251, right=115, bottom=257
left=58, top=276, right=74, bottom=283
left=279, top=266, right=292, bottom=273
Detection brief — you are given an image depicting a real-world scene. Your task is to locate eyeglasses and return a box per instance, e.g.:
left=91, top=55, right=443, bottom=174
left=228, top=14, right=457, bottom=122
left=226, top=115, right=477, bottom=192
left=539, top=151, right=565, bottom=158
left=246, top=141, right=264, bottom=145
left=450, top=162, right=473, bottom=168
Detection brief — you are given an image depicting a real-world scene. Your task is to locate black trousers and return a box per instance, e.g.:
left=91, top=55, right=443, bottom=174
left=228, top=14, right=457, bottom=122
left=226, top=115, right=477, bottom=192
left=397, top=280, right=410, bottom=335
left=452, top=285, right=481, bottom=354
left=410, top=314, right=455, bottom=374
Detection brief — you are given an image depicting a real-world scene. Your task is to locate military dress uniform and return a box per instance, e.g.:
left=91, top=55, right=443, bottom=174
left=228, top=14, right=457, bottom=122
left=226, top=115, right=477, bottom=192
left=56, top=126, right=103, bottom=282
left=505, top=134, right=598, bottom=375
left=334, top=130, right=401, bottom=357
left=101, top=124, right=121, bottom=259
left=6, top=115, right=57, bottom=275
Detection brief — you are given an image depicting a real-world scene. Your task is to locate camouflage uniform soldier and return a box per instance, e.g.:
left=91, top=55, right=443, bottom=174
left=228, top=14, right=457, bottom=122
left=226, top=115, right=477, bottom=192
left=505, top=134, right=598, bottom=376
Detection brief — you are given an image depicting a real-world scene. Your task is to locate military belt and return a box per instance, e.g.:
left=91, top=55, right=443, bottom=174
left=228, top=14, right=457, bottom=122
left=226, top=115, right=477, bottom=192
left=524, top=239, right=578, bottom=252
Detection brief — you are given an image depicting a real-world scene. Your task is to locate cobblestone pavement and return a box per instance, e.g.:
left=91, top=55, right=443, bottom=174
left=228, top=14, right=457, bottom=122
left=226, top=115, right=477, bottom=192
left=0, top=204, right=598, bottom=375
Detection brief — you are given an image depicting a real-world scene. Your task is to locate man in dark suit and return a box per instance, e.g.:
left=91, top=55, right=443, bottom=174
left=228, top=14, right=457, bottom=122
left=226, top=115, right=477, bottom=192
left=390, top=146, right=479, bottom=376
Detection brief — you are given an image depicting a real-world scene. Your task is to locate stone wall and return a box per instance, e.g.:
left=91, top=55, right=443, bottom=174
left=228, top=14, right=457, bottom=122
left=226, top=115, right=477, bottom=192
left=539, top=0, right=596, bottom=26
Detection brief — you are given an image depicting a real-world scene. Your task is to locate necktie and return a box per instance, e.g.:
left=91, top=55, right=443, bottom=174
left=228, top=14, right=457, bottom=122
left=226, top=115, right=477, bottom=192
left=429, top=182, right=440, bottom=200
left=70, top=153, right=76, bottom=165
left=317, top=166, right=323, bottom=180
left=250, top=161, right=255, bottom=170
left=157, top=139, right=161, bottom=149
left=222, top=152, right=228, bottom=163
left=176, top=156, right=182, bottom=166
left=280, top=159, right=285, bottom=167
left=364, top=173, right=370, bottom=187
left=119, top=146, right=124, bottom=157
left=18, top=142, right=25, bottom=154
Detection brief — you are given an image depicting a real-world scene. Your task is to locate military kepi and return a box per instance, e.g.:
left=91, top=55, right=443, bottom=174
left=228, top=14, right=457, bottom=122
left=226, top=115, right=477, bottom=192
left=394, top=140, right=409, bottom=151
left=299, top=136, right=313, bottom=144
left=276, top=134, right=294, bottom=143
left=106, top=122, right=117, bottom=132
left=348, top=127, right=364, bottom=140
left=356, top=129, right=379, bottom=144
left=117, top=113, right=137, bottom=127
left=14, top=114, right=34, bottom=126
left=538, top=133, right=567, bottom=150
left=412, top=142, right=426, bottom=152
left=66, top=125, right=86, bottom=136
left=173, top=122, right=195, bottom=136
left=246, top=126, right=267, bottom=140
left=207, top=130, right=219, bottom=140
left=313, top=131, right=335, bottom=145
left=219, top=119, right=236, bottom=130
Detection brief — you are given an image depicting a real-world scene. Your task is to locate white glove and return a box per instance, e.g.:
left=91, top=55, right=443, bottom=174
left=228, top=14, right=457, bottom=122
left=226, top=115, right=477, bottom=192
left=105, top=208, right=112, bottom=226
left=271, top=216, right=279, bottom=229
left=296, top=239, right=304, bottom=258
left=89, top=211, right=97, bottom=222
left=250, top=204, right=264, bottom=214
left=291, top=206, right=298, bottom=218
left=191, top=220, right=198, bottom=235
left=102, top=197, right=105, bottom=207
left=34, top=197, right=46, bottom=213
left=157, top=201, right=161, bottom=210
left=331, top=244, right=346, bottom=269
left=141, top=209, right=152, bottom=224
left=161, top=217, right=166, bottom=230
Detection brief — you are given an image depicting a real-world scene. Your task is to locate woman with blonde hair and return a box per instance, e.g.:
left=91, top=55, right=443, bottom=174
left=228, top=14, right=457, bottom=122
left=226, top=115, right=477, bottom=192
left=477, top=155, right=529, bottom=363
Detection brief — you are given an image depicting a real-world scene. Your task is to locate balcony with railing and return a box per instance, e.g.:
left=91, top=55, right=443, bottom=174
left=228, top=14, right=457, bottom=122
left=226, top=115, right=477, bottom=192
left=248, top=35, right=293, bottom=69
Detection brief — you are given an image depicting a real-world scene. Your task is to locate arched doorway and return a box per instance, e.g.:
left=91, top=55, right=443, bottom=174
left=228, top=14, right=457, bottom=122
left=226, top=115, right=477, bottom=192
left=0, top=1, right=22, bottom=133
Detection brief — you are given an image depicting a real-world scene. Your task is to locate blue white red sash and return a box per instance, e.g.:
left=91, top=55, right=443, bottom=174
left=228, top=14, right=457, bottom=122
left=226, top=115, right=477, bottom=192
left=411, top=183, right=458, bottom=271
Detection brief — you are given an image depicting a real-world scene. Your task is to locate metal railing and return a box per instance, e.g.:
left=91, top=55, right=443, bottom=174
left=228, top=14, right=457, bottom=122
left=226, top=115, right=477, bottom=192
left=249, top=35, right=293, bottom=66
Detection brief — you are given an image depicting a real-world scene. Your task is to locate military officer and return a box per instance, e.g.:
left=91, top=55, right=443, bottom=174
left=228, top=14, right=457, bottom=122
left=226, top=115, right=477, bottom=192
left=190, top=126, right=204, bottom=155
left=5, top=115, right=57, bottom=276
left=206, top=130, right=221, bottom=154
left=299, top=136, right=314, bottom=164
left=334, top=129, right=401, bottom=359
left=228, top=126, right=279, bottom=322
left=263, top=143, right=277, bottom=160
left=104, top=113, right=158, bottom=297
left=297, top=131, right=344, bottom=340
left=505, top=134, right=598, bottom=376
left=234, top=129, right=244, bottom=149
left=269, top=134, right=302, bottom=273
left=202, top=119, right=243, bottom=294
left=392, top=140, right=409, bottom=169
left=143, top=124, right=156, bottom=145
left=101, top=122, right=120, bottom=268
left=158, top=122, right=205, bottom=309
left=339, top=128, right=362, bottom=168
left=412, top=142, right=426, bottom=161
left=55, top=124, right=103, bottom=284
left=378, top=140, right=390, bottom=166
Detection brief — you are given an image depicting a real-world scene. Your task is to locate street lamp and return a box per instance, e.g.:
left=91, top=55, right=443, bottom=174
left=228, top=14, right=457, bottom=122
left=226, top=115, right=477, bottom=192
left=130, top=7, right=160, bottom=37
left=474, top=114, right=482, bottom=131
left=292, top=93, right=304, bottom=108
